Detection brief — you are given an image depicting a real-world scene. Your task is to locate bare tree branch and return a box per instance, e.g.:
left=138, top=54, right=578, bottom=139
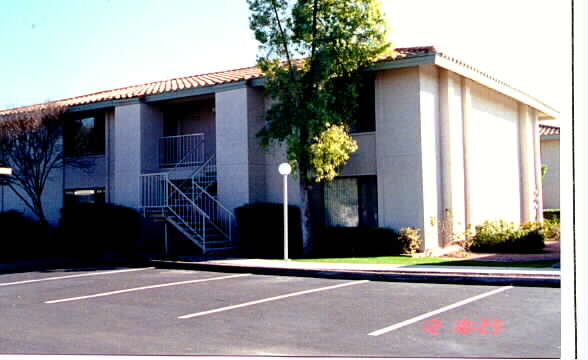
left=0, top=102, right=88, bottom=225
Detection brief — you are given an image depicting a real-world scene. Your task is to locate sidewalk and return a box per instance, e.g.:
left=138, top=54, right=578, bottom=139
left=150, top=255, right=561, bottom=287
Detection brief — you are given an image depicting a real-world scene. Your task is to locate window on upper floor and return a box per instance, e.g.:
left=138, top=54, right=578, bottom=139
left=64, top=113, right=105, bottom=157
left=350, top=72, right=376, bottom=133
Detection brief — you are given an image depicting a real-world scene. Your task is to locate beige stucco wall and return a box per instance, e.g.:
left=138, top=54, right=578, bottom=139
left=140, top=104, right=163, bottom=174
left=541, top=137, right=560, bottom=209
left=246, top=87, right=268, bottom=204
left=340, top=132, right=377, bottom=177
left=418, top=65, right=443, bottom=248
left=111, top=103, right=142, bottom=208
left=467, top=81, right=522, bottom=225
left=1, top=167, right=63, bottom=225
left=216, top=87, right=273, bottom=212
left=262, top=143, right=303, bottom=207
left=375, top=67, right=434, bottom=243
left=438, top=69, right=467, bottom=243
left=372, top=65, right=542, bottom=249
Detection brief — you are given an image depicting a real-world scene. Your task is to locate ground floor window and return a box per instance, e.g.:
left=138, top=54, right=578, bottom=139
left=64, top=188, right=106, bottom=208
left=321, top=176, right=378, bottom=227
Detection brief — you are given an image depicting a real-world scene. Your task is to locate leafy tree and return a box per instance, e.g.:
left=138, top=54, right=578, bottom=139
left=0, top=103, right=85, bottom=226
left=541, top=164, right=548, bottom=179
left=248, top=0, right=391, bottom=252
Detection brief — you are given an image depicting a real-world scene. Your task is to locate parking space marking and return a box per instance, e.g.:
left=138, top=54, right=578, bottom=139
left=368, top=285, right=513, bottom=336
left=178, top=279, right=369, bottom=319
left=45, top=273, right=250, bottom=304
left=0, top=267, right=155, bottom=287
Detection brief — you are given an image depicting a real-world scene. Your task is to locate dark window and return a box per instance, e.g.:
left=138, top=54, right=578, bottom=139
left=322, top=175, right=378, bottom=227
left=64, top=113, right=105, bottom=156
left=64, top=188, right=106, bottom=208
left=324, top=177, right=359, bottom=227
left=351, top=72, right=376, bottom=133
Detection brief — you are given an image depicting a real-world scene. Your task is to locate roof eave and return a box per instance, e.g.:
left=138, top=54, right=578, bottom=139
left=433, top=55, right=559, bottom=120
left=65, top=80, right=254, bottom=113
left=368, top=53, right=559, bottom=120
left=366, top=53, right=436, bottom=71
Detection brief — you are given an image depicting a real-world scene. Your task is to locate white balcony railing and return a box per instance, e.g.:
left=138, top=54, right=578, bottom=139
left=160, top=133, right=205, bottom=168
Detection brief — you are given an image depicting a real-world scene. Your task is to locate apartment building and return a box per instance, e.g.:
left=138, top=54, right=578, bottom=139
left=0, top=47, right=558, bottom=254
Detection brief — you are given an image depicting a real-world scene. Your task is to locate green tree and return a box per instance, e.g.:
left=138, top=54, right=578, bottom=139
left=248, top=0, right=392, bottom=253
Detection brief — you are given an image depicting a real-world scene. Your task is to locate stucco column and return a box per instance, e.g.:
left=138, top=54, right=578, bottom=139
left=215, top=87, right=251, bottom=212
left=105, top=110, right=115, bottom=203
left=532, top=110, right=544, bottom=221
left=518, top=103, right=534, bottom=222
left=112, top=103, right=142, bottom=209
left=461, top=78, right=473, bottom=231
left=438, top=69, right=466, bottom=246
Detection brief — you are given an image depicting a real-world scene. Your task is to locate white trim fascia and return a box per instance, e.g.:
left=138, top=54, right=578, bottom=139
left=433, top=55, right=559, bottom=120
left=350, top=131, right=376, bottom=136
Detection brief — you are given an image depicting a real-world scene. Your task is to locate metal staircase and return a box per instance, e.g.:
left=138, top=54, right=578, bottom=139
left=141, top=153, right=234, bottom=254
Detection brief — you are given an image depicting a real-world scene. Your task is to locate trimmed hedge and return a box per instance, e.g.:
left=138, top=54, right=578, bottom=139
left=235, top=202, right=303, bottom=259
left=313, top=226, right=404, bottom=257
left=543, top=209, right=560, bottom=223
left=470, top=220, right=545, bottom=253
left=59, top=203, right=142, bottom=261
left=0, top=210, right=50, bottom=261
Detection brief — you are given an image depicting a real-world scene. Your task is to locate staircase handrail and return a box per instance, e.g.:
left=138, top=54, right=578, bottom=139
left=173, top=151, right=215, bottom=193
left=140, top=172, right=170, bottom=210
left=166, top=133, right=205, bottom=172
left=191, top=181, right=234, bottom=240
left=167, top=180, right=210, bottom=221
left=191, top=153, right=216, bottom=182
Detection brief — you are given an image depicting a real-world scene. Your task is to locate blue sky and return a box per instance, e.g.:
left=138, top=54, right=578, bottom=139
left=0, top=0, right=570, bottom=112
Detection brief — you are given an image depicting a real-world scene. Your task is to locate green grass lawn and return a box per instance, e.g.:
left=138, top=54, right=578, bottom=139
left=294, top=256, right=559, bottom=268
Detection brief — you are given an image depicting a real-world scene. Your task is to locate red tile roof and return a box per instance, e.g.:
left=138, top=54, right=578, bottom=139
left=0, top=46, right=555, bottom=118
left=0, top=47, right=438, bottom=116
left=0, top=66, right=265, bottom=116
left=539, top=124, right=560, bottom=136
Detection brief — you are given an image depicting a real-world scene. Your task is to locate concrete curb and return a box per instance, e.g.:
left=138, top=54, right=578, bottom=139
left=150, top=259, right=561, bottom=288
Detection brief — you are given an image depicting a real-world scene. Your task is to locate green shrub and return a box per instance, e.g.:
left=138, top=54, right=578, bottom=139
left=399, top=227, right=422, bottom=254
left=543, top=209, right=560, bottom=223
left=313, top=226, right=403, bottom=257
left=59, top=203, right=142, bottom=261
left=0, top=210, right=51, bottom=261
left=543, top=219, right=560, bottom=241
left=235, top=202, right=303, bottom=259
left=470, top=220, right=545, bottom=253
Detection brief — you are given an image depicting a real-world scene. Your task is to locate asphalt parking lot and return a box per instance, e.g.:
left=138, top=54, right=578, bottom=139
left=0, top=266, right=560, bottom=357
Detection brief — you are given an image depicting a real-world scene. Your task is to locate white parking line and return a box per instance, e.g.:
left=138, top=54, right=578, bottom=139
left=368, top=285, right=513, bottom=336
left=0, top=267, right=155, bottom=287
left=45, top=273, right=250, bottom=304
left=178, top=279, right=369, bottom=319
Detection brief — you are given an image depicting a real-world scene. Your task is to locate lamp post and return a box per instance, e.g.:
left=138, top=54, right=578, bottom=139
left=0, top=167, right=13, bottom=212
left=278, top=162, right=292, bottom=261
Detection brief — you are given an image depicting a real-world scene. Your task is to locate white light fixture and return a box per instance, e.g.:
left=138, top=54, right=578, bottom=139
left=73, top=189, right=96, bottom=196
left=0, top=167, right=12, bottom=176
left=278, top=162, right=292, bottom=260
left=278, top=162, right=291, bottom=176
left=0, top=167, right=11, bottom=212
